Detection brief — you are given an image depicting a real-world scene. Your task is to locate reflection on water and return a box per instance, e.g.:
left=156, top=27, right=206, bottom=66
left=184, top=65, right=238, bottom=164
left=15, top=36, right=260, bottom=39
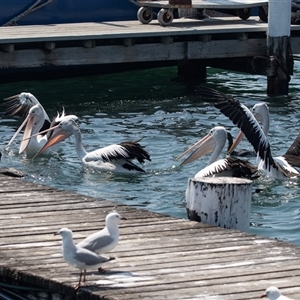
left=0, top=65, right=300, bottom=245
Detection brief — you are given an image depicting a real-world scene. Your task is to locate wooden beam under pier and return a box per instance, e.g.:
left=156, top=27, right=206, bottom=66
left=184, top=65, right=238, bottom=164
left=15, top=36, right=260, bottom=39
left=1, top=17, right=300, bottom=92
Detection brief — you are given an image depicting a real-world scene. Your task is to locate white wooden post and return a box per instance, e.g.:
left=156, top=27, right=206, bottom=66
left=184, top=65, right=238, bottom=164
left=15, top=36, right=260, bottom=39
left=267, top=0, right=292, bottom=96
left=268, top=0, right=291, bottom=37
left=186, top=177, right=252, bottom=232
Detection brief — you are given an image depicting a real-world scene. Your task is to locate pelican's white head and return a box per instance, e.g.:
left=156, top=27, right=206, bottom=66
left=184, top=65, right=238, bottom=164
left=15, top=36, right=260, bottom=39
left=252, top=102, right=269, bottom=122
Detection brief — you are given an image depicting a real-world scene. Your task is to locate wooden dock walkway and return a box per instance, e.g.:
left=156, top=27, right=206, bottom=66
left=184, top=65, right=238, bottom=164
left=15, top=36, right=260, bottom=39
left=0, top=17, right=300, bottom=71
left=1, top=173, right=300, bottom=300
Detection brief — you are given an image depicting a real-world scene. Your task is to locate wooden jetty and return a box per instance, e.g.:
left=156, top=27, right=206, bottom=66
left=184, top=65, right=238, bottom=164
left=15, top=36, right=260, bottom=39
left=1, top=173, right=300, bottom=300
left=0, top=16, right=300, bottom=83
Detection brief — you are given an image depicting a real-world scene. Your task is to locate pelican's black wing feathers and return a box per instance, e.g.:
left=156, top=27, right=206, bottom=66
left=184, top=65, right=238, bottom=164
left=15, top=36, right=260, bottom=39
left=195, top=87, right=294, bottom=178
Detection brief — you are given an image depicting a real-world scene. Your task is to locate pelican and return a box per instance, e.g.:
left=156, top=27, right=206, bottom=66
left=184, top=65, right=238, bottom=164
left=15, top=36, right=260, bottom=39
left=176, top=126, right=259, bottom=179
left=230, top=101, right=300, bottom=169
left=4, top=92, right=50, bottom=153
left=32, top=119, right=151, bottom=173
left=195, top=86, right=300, bottom=179
left=4, top=93, right=77, bottom=156
left=3, top=92, right=50, bottom=125
left=228, top=102, right=269, bottom=157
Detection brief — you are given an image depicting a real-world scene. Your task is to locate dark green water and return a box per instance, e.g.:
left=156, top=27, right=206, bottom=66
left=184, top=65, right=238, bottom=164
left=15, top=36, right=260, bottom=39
left=1, top=65, right=300, bottom=245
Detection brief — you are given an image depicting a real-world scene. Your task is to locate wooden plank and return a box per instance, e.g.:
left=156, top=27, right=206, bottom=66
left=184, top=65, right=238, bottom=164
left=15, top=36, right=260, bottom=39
left=1, top=174, right=300, bottom=300
left=0, top=18, right=298, bottom=45
left=0, top=39, right=268, bottom=69
left=0, top=18, right=299, bottom=75
left=0, top=18, right=272, bottom=43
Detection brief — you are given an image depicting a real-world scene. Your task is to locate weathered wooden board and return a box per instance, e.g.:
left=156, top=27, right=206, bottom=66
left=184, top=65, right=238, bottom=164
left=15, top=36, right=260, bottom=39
left=0, top=174, right=300, bottom=300
left=0, top=18, right=299, bottom=44
left=0, top=18, right=271, bottom=43
left=1, top=17, right=300, bottom=73
left=0, top=39, right=270, bottom=69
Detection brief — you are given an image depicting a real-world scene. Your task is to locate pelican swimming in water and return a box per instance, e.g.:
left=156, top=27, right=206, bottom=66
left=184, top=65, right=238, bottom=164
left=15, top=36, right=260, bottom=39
left=176, top=126, right=259, bottom=179
left=227, top=102, right=269, bottom=157
left=230, top=101, right=300, bottom=169
left=3, top=92, right=77, bottom=156
left=4, top=92, right=50, bottom=154
left=32, top=119, right=151, bottom=173
left=195, top=86, right=300, bottom=180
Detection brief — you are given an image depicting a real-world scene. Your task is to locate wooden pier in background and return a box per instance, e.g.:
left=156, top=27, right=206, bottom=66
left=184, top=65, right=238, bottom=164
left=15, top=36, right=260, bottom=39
left=0, top=17, right=300, bottom=84
left=1, top=173, right=300, bottom=299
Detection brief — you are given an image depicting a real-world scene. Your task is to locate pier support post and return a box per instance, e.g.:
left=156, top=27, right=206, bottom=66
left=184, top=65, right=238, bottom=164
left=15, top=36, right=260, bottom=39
left=186, top=177, right=252, bottom=232
left=267, top=0, right=293, bottom=96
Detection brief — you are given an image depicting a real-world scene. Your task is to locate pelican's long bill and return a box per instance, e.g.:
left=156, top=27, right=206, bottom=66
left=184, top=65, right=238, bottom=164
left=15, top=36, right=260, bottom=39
left=21, top=123, right=60, bottom=142
left=227, top=131, right=245, bottom=155
left=176, top=134, right=216, bottom=166
left=7, top=112, right=40, bottom=154
left=24, top=124, right=71, bottom=158
left=7, top=114, right=31, bottom=148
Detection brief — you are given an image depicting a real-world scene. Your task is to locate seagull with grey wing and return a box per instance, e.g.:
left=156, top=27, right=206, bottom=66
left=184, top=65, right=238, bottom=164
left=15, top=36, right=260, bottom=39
left=261, top=286, right=295, bottom=300
left=54, top=228, right=114, bottom=289
left=77, top=212, right=126, bottom=272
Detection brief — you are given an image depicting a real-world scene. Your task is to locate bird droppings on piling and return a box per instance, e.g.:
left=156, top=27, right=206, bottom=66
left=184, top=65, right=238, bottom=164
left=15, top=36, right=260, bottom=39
left=214, top=211, right=218, bottom=223
left=186, top=177, right=252, bottom=231
left=186, top=209, right=201, bottom=222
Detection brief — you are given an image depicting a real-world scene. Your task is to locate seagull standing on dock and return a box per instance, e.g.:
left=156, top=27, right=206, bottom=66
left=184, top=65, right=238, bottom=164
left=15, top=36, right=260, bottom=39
left=54, top=228, right=113, bottom=289
left=195, top=86, right=300, bottom=180
left=176, top=126, right=259, bottom=179
left=32, top=119, right=151, bottom=173
left=78, top=212, right=126, bottom=254
left=77, top=212, right=126, bottom=272
left=260, top=286, right=295, bottom=300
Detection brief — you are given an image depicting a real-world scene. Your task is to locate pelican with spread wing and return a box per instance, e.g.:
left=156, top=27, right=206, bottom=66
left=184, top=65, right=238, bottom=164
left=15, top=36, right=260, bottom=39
left=195, top=86, right=300, bottom=179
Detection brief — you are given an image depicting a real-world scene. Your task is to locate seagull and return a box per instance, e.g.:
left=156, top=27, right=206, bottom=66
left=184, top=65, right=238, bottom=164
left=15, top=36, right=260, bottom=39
left=32, top=119, right=151, bottom=173
left=260, top=286, right=295, bottom=300
left=78, top=212, right=126, bottom=254
left=195, top=86, right=299, bottom=180
left=176, top=126, right=259, bottom=179
left=77, top=212, right=126, bottom=272
left=54, top=228, right=113, bottom=289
